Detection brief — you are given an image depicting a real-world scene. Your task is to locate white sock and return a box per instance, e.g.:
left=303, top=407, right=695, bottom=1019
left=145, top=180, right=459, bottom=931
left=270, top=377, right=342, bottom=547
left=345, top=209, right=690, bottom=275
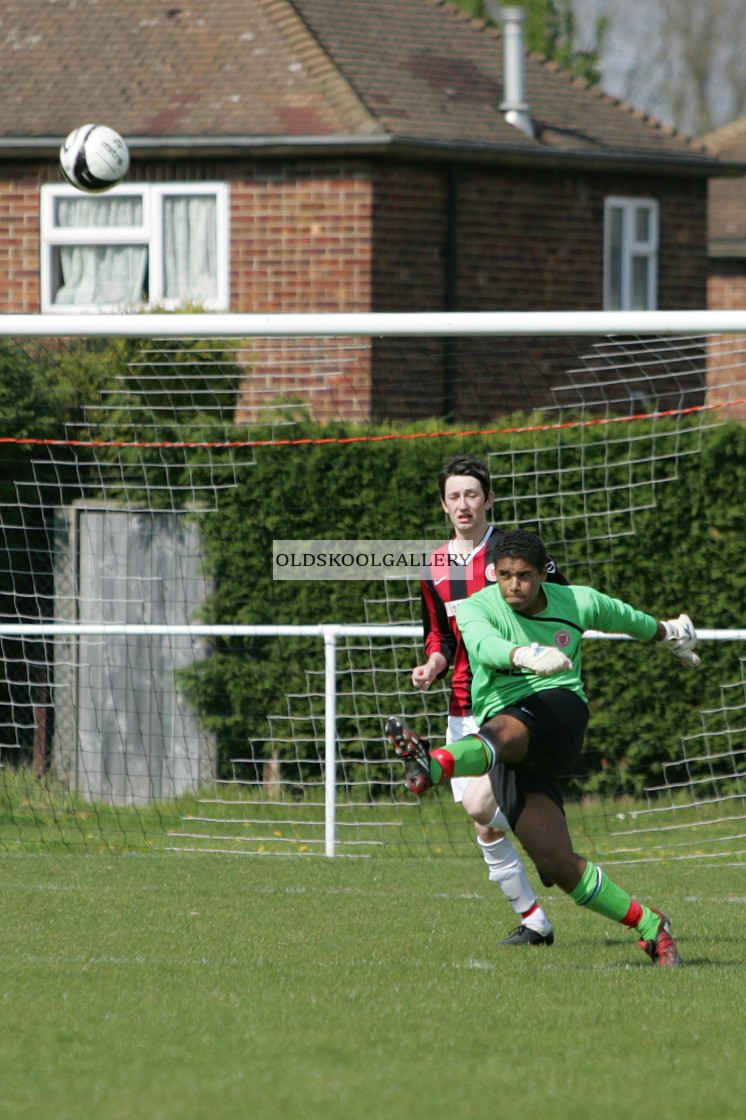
left=477, top=835, right=553, bottom=935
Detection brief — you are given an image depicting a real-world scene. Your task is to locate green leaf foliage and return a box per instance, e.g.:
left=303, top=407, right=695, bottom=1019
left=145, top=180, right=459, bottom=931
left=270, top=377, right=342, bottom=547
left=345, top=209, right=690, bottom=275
left=0, top=339, right=106, bottom=752
left=1, top=334, right=745, bottom=802
left=453, top=0, right=605, bottom=84
left=0, top=333, right=242, bottom=756
left=184, top=415, right=746, bottom=800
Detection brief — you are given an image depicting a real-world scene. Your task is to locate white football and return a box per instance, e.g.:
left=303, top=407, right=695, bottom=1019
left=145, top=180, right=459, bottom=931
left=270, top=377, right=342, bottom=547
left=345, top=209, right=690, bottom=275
left=60, top=124, right=130, bottom=194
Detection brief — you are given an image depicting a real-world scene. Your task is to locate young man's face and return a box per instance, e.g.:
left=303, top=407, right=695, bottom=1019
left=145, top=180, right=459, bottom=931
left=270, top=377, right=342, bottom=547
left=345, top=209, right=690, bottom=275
left=440, top=473, right=494, bottom=540
left=495, top=555, right=547, bottom=614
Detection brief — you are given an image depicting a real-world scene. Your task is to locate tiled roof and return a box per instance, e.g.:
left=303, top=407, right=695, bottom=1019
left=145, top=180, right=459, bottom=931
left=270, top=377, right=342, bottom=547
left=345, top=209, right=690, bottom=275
left=0, top=0, right=719, bottom=170
left=700, top=119, right=746, bottom=253
left=2, top=0, right=375, bottom=140
left=288, top=0, right=707, bottom=164
left=701, top=117, right=746, bottom=158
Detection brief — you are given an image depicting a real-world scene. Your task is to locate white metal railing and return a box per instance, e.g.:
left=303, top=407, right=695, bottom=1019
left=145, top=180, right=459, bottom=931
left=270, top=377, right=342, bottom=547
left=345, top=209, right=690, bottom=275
left=0, top=622, right=741, bottom=856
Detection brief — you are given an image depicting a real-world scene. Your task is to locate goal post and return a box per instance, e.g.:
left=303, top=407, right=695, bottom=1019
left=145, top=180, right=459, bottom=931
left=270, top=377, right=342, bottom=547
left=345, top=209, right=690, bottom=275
left=1, top=309, right=746, bottom=863
left=0, top=618, right=744, bottom=859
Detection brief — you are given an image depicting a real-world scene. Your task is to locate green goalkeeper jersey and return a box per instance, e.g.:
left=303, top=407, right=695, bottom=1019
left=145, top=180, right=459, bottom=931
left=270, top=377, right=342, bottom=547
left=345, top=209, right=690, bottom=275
left=456, top=581, right=658, bottom=724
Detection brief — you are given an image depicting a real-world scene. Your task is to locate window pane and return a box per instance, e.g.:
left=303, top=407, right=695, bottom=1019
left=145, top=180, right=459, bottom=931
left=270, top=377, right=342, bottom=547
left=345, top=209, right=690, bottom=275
left=609, top=207, right=623, bottom=251
left=41, top=182, right=227, bottom=312
left=607, top=208, right=623, bottom=310
left=634, top=206, right=650, bottom=243
left=605, top=199, right=658, bottom=311
left=162, top=195, right=218, bottom=303
left=53, top=245, right=148, bottom=306
left=631, top=255, right=649, bottom=310
left=54, top=195, right=143, bottom=229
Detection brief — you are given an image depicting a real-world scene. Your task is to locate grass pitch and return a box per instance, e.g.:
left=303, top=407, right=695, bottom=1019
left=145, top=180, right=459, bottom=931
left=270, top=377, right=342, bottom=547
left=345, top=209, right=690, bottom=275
left=0, top=850, right=743, bottom=1120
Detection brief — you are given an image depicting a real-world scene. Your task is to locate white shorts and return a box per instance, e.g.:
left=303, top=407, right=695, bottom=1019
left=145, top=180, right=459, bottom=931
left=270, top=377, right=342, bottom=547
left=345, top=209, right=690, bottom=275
left=447, top=714, right=510, bottom=832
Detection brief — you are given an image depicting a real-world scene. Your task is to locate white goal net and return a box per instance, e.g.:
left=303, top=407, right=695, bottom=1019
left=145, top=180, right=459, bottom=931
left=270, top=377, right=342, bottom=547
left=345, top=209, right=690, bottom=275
left=1, top=311, right=745, bottom=864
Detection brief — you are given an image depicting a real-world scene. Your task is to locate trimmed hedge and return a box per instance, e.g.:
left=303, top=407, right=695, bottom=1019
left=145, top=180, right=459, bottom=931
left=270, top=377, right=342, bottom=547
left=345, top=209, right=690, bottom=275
left=182, top=416, right=746, bottom=795
left=3, top=335, right=743, bottom=795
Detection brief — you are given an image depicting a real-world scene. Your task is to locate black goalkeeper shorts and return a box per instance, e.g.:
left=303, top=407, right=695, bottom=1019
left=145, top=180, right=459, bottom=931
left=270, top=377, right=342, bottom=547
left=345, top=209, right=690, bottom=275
left=486, top=687, right=589, bottom=831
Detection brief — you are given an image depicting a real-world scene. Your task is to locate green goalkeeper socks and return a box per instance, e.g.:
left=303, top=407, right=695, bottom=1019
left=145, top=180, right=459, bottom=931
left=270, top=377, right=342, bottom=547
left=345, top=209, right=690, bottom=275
left=429, top=735, right=495, bottom=783
left=570, top=859, right=660, bottom=940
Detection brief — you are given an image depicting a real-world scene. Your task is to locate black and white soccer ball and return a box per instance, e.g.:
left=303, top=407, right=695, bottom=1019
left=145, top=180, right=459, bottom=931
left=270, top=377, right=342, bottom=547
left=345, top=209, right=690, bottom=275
left=59, top=124, right=130, bottom=193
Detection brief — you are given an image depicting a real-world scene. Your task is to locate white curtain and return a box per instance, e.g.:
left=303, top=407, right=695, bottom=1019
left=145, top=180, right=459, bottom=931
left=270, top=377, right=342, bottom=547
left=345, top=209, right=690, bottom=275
left=54, top=197, right=148, bottom=307
left=162, top=195, right=217, bottom=304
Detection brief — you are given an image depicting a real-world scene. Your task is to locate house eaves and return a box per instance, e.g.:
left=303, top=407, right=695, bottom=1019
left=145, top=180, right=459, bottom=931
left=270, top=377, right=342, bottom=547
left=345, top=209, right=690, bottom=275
left=0, top=132, right=735, bottom=181
left=0, top=0, right=734, bottom=181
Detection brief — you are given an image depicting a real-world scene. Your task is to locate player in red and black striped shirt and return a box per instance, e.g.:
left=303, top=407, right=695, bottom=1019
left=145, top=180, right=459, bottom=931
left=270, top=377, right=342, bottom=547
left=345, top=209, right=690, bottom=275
left=412, top=454, right=565, bottom=945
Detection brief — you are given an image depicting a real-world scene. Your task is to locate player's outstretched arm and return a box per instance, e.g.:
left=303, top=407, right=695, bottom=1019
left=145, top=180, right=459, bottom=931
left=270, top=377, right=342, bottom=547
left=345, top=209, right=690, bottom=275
left=655, top=613, right=701, bottom=667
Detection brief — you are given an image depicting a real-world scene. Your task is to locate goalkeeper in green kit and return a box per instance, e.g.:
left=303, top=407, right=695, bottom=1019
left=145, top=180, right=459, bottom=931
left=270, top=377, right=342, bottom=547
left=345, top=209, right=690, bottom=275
left=386, top=529, right=700, bottom=967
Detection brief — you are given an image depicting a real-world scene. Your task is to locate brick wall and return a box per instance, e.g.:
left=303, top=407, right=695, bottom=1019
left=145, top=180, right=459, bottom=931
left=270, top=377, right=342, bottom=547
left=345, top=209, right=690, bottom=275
left=228, top=160, right=373, bottom=315
left=0, top=155, right=712, bottom=425
left=708, top=260, right=746, bottom=311
left=0, top=157, right=377, bottom=423
left=0, top=164, right=57, bottom=314
left=368, top=163, right=709, bottom=423
left=707, top=260, right=746, bottom=421
left=227, top=160, right=374, bottom=423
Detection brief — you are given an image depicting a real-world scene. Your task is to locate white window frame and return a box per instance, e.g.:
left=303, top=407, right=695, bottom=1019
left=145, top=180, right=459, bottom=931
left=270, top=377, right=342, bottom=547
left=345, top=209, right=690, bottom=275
left=40, top=182, right=230, bottom=313
left=603, top=196, right=659, bottom=311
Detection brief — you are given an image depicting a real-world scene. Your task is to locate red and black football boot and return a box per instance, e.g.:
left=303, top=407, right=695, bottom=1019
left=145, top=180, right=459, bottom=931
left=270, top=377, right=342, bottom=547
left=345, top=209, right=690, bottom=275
left=639, top=909, right=683, bottom=968
left=385, top=716, right=432, bottom=796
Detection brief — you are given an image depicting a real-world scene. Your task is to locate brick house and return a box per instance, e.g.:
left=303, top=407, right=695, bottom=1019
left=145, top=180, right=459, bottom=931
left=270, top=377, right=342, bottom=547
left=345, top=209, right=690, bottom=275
left=703, top=118, right=746, bottom=311
left=700, top=119, right=746, bottom=420
left=0, top=0, right=734, bottom=423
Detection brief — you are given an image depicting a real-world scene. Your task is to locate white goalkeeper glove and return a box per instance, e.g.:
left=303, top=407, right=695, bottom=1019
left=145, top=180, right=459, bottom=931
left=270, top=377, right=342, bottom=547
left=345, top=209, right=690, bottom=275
left=660, top=613, right=701, bottom=667
left=511, top=642, right=573, bottom=677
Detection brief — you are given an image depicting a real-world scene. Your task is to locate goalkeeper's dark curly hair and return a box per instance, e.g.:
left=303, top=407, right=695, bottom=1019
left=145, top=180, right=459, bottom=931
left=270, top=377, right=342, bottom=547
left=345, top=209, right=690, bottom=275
left=493, top=529, right=549, bottom=572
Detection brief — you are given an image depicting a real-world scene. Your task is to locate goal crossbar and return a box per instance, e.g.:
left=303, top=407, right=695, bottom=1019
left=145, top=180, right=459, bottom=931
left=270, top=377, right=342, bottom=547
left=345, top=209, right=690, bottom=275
left=4, top=310, right=746, bottom=338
